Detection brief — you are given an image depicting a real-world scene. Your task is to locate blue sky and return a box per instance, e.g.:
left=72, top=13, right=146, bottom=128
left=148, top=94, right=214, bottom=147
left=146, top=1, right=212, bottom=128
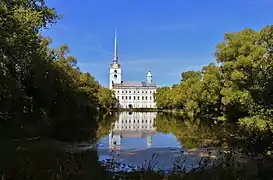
left=42, top=0, right=273, bottom=87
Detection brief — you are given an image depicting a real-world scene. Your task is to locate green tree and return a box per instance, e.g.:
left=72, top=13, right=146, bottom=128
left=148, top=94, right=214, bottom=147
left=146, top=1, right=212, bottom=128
left=0, top=0, right=60, bottom=137
left=200, top=63, right=223, bottom=117
left=215, top=27, right=273, bottom=120
left=155, top=86, right=172, bottom=108
left=179, top=71, right=203, bottom=117
left=97, top=86, right=117, bottom=110
left=0, top=0, right=108, bottom=141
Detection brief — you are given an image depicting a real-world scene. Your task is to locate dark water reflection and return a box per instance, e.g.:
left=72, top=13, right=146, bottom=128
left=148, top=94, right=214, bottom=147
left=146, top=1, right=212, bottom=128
left=97, top=112, right=224, bottom=171
left=0, top=112, right=227, bottom=179
left=0, top=141, right=108, bottom=180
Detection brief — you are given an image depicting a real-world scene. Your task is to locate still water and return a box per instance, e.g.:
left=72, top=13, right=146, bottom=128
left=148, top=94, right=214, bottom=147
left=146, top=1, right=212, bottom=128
left=1, top=112, right=224, bottom=179
left=96, top=112, right=221, bottom=172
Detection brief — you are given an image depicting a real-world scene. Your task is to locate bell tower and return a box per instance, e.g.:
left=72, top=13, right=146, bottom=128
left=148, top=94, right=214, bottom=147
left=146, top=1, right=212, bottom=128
left=109, top=29, right=122, bottom=89
left=146, top=71, right=152, bottom=84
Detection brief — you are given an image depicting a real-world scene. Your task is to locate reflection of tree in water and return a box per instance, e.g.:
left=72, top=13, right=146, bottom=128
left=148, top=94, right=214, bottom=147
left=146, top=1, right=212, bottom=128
left=155, top=113, right=223, bottom=149
left=0, top=141, right=112, bottom=180
left=96, top=112, right=118, bottom=140
left=97, top=112, right=225, bottom=149
left=0, top=113, right=122, bottom=179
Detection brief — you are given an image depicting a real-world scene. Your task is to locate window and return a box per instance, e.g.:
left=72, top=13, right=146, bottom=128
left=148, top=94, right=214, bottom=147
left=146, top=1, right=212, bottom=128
left=122, top=96, right=124, bottom=100
left=142, top=96, right=144, bottom=100
left=129, top=90, right=131, bottom=93
left=150, top=96, right=152, bottom=100
left=122, top=91, right=124, bottom=93
left=114, top=74, right=117, bottom=79
left=150, top=91, right=152, bottom=93
left=117, top=96, right=119, bottom=99
left=117, top=91, right=119, bottom=93
left=137, top=96, right=140, bottom=100
left=138, top=91, right=139, bottom=93
left=134, top=91, right=135, bottom=93
left=145, top=96, right=148, bottom=100
left=146, top=91, right=147, bottom=93
left=126, top=91, right=127, bottom=93
left=114, top=70, right=117, bottom=73
left=126, top=96, right=127, bottom=100
left=142, top=91, right=144, bottom=93
left=129, top=96, right=131, bottom=100
left=134, top=96, right=136, bottom=100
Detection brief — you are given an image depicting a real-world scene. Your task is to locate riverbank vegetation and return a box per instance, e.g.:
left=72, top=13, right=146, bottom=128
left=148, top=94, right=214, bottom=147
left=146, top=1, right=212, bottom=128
left=0, top=0, right=117, bottom=142
left=111, top=108, right=159, bottom=112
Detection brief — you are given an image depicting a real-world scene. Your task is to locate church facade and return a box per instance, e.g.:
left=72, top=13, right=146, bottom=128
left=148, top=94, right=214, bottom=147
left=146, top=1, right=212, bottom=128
left=109, top=32, right=157, bottom=108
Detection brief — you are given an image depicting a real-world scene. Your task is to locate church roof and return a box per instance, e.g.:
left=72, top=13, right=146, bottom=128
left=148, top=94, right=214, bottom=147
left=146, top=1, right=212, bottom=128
left=113, top=81, right=156, bottom=88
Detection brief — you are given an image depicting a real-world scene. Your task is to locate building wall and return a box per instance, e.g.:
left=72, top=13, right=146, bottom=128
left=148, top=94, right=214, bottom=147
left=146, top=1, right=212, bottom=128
left=113, top=87, right=157, bottom=108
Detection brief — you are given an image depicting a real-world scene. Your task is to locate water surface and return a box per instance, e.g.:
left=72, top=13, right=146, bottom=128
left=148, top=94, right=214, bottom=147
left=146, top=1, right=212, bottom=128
left=97, top=112, right=220, bottom=171
left=1, top=112, right=225, bottom=179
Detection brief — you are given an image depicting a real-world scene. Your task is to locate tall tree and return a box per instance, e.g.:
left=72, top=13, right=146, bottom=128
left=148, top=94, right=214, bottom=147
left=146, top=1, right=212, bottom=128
left=200, top=63, right=223, bottom=117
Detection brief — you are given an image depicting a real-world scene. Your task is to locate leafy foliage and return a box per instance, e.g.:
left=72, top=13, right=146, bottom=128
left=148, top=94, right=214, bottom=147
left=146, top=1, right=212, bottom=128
left=0, top=0, right=116, bottom=141
left=155, top=25, right=273, bottom=121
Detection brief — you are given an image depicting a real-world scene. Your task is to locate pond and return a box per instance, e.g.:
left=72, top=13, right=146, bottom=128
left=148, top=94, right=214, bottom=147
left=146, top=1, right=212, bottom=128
left=96, top=112, right=224, bottom=172
left=1, top=112, right=228, bottom=179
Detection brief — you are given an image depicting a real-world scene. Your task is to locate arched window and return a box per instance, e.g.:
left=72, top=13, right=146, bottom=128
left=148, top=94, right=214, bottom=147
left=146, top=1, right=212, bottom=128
left=114, top=70, right=117, bottom=73
left=114, top=74, right=117, bottom=79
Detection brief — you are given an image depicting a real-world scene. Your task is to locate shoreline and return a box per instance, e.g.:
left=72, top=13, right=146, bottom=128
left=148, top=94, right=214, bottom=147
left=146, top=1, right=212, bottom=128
left=110, top=108, right=184, bottom=113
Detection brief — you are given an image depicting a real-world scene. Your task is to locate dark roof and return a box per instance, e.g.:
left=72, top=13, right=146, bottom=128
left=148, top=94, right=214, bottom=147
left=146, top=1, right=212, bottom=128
left=113, top=81, right=157, bottom=88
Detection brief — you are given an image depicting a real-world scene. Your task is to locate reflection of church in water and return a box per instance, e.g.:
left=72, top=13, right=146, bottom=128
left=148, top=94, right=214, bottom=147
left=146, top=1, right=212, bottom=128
left=109, top=112, right=157, bottom=149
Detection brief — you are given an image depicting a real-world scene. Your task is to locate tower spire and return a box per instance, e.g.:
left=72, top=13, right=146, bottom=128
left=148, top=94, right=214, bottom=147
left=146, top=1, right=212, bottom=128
left=114, top=29, right=118, bottom=63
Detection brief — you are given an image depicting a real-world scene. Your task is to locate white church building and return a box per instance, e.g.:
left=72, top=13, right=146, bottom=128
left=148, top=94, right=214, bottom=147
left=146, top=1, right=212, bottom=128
left=109, top=32, right=157, bottom=108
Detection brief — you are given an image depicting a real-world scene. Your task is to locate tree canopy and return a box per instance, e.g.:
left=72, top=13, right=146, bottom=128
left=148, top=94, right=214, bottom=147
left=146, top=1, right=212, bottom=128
left=155, top=25, right=273, bottom=121
left=0, top=0, right=117, bottom=141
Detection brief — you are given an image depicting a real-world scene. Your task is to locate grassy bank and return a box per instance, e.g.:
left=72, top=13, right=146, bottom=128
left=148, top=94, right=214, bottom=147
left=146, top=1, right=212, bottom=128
left=100, top=149, right=273, bottom=180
